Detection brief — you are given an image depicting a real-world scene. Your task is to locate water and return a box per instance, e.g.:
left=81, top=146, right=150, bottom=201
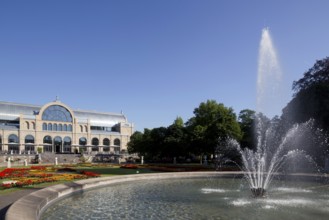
left=40, top=28, right=328, bottom=219
left=41, top=178, right=329, bottom=220
left=257, top=27, right=282, bottom=117
left=228, top=119, right=317, bottom=197
left=230, top=28, right=321, bottom=197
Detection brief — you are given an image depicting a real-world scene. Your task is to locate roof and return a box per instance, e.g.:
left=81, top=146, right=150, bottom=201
left=0, top=101, right=127, bottom=126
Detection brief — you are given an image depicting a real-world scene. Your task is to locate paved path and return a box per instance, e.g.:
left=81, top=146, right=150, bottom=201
left=0, top=188, right=41, bottom=220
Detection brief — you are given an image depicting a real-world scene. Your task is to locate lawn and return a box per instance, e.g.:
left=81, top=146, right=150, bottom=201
left=0, top=163, right=213, bottom=193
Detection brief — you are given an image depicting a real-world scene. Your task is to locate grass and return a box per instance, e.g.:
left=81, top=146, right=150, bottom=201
left=0, top=163, right=213, bottom=194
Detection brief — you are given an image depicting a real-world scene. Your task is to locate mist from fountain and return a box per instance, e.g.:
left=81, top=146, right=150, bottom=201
left=227, top=120, right=316, bottom=197
left=228, top=28, right=320, bottom=197
left=257, top=27, right=282, bottom=117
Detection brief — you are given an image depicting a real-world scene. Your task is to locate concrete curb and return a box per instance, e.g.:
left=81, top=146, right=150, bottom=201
left=5, top=171, right=243, bottom=220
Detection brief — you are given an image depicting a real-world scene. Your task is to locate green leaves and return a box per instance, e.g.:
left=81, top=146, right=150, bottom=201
left=186, top=100, right=242, bottom=155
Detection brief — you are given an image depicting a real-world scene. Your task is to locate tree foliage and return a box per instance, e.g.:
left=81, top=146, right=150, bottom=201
left=238, top=109, right=256, bottom=149
left=292, top=57, right=329, bottom=95
left=281, top=57, right=329, bottom=166
left=186, top=100, right=242, bottom=155
left=283, top=57, right=329, bottom=131
left=128, top=101, right=242, bottom=161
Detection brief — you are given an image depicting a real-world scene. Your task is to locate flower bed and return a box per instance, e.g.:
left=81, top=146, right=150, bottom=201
left=0, top=166, right=100, bottom=189
left=120, top=164, right=138, bottom=169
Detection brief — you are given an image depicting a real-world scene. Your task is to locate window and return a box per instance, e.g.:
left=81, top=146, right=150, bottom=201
left=43, top=123, right=47, bottom=131
left=43, top=136, right=52, bottom=152
left=63, top=136, right=71, bottom=152
left=25, top=135, right=35, bottom=152
left=8, top=134, right=19, bottom=153
left=26, top=122, right=30, bottom=130
left=25, top=135, right=34, bottom=144
left=54, top=136, right=62, bottom=144
left=43, top=136, right=52, bottom=144
left=42, top=105, right=73, bottom=122
left=58, top=124, right=62, bottom=131
left=8, top=134, right=19, bottom=143
left=32, top=122, right=35, bottom=130
left=103, top=138, right=110, bottom=146
left=114, top=138, right=120, bottom=146
left=85, top=126, right=88, bottom=132
left=92, top=138, right=99, bottom=146
left=80, top=125, right=83, bottom=132
left=79, top=137, right=87, bottom=146
left=63, top=124, right=67, bottom=131
left=68, top=124, right=72, bottom=131
left=48, top=123, right=52, bottom=131
left=53, top=124, right=57, bottom=131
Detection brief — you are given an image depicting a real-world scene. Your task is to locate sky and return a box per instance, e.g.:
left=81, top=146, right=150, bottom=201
left=1, top=0, right=329, bottom=132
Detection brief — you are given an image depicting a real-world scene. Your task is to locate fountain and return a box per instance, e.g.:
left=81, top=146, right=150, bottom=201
left=6, top=28, right=329, bottom=220
left=228, top=28, right=324, bottom=198
left=228, top=119, right=318, bottom=198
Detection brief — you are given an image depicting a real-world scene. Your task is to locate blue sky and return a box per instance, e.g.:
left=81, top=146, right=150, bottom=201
left=1, top=0, right=329, bottom=131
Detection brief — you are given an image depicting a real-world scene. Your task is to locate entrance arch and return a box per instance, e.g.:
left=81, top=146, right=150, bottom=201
left=63, top=137, right=71, bottom=153
left=54, top=136, right=62, bottom=153
left=43, top=136, right=52, bottom=152
left=25, top=135, right=35, bottom=152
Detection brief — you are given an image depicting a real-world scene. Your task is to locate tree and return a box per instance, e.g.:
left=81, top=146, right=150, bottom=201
left=163, top=117, right=186, bottom=158
left=282, top=57, right=329, bottom=131
left=186, top=100, right=242, bottom=156
left=238, top=109, right=256, bottom=150
left=281, top=57, right=329, bottom=167
left=127, top=130, right=150, bottom=156
left=292, top=57, right=329, bottom=95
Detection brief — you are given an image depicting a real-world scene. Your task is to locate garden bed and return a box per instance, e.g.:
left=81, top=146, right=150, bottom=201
left=0, top=165, right=100, bottom=190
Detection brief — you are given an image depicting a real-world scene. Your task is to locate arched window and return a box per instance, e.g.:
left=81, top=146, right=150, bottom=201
left=103, top=138, right=110, bottom=146
left=26, top=121, right=30, bottom=130
left=58, top=124, right=63, bottom=131
left=32, top=122, right=36, bottom=130
left=114, top=138, right=121, bottom=146
left=63, top=124, right=67, bottom=131
left=54, top=136, right=62, bottom=153
left=8, top=134, right=19, bottom=153
left=0, top=135, right=2, bottom=151
left=25, top=135, right=35, bottom=152
left=92, top=138, right=99, bottom=146
left=43, top=123, right=47, bottom=131
left=53, top=124, right=58, bottom=131
left=68, top=124, right=72, bottom=131
left=42, top=105, right=73, bottom=122
left=64, top=137, right=71, bottom=145
left=8, top=134, right=19, bottom=143
left=48, top=123, right=52, bottom=131
left=43, top=135, right=52, bottom=152
left=85, top=126, right=88, bottom=132
left=43, top=136, right=52, bottom=144
left=80, top=125, right=83, bottom=132
left=63, top=136, right=71, bottom=152
left=92, top=137, right=99, bottom=151
left=25, top=135, right=34, bottom=144
left=54, top=136, right=62, bottom=143
left=79, top=137, right=87, bottom=146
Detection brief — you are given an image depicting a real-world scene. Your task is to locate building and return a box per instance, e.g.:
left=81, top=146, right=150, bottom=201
left=0, top=100, right=134, bottom=154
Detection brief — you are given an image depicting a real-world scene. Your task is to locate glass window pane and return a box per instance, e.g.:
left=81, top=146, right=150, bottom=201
left=42, top=105, right=72, bottom=122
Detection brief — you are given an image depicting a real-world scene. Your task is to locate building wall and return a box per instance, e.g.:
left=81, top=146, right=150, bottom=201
left=0, top=101, right=133, bottom=154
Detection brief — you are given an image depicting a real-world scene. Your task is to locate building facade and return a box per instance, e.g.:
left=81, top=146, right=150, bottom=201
left=0, top=100, right=133, bottom=154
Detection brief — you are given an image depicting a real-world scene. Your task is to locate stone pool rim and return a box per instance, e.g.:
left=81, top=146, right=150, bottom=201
left=5, top=171, right=328, bottom=220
